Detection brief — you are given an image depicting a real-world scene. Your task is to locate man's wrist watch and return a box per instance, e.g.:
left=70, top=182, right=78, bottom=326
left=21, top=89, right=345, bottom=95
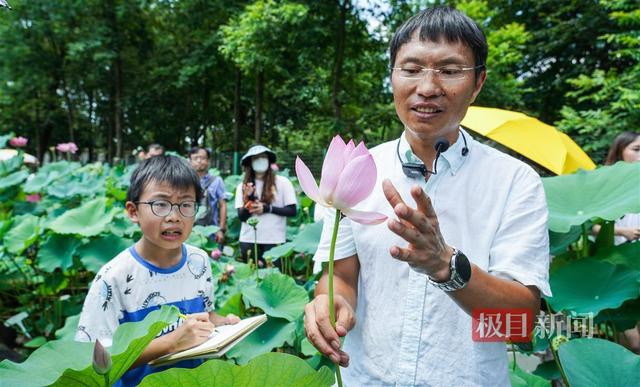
left=427, top=247, right=472, bottom=292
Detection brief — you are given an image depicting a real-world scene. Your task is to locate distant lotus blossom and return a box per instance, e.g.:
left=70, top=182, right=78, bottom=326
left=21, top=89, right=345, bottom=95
left=210, top=248, right=222, bottom=260
left=270, top=163, right=279, bottom=171
left=56, top=142, right=78, bottom=154
left=9, top=136, right=28, bottom=147
left=26, top=194, right=41, bottom=203
left=225, top=264, right=235, bottom=275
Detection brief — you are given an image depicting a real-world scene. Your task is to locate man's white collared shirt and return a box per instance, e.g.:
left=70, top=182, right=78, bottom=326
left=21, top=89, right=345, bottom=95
left=314, top=129, right=551, bottom=386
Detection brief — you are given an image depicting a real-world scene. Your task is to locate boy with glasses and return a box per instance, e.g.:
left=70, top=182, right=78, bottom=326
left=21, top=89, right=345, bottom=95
left=75, top=155, right=238, bottom=386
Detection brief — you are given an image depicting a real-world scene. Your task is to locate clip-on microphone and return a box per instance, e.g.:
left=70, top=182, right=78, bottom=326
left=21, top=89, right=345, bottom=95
left=397, top=131, right=469, bottom=180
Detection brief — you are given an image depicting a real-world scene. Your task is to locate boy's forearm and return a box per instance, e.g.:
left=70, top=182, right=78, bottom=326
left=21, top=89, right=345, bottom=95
left=129, top=335, right=174, bottom=370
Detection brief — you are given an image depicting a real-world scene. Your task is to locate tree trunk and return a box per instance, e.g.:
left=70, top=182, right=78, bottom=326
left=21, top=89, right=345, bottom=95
left=106, top=0, right=123, bottom=162
left=60, top=74, right=75, bottom=143
left=114, top=56, right=123, bottom=161
left=332, top=0, right=348, bottom=126
left=234, top=68, right=242, bottom=153
left=202, top=78, right=210, bottom=148
left=254, top=69, right=264, bottom=143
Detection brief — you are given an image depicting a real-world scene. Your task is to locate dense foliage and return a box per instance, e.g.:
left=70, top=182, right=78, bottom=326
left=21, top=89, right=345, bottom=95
left=1, top=0, right=637, bottom=165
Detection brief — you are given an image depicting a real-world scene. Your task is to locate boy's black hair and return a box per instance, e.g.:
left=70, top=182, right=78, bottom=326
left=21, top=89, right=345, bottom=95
left=126, top=155, right=203, bottom=203
left=389, top=6, right=488, bottom=78
left=188, top=146, right=211, bottom=159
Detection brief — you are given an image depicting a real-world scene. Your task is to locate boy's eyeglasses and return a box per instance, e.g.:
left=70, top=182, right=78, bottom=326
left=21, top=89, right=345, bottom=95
left=135, top=200, right=198, bottom=218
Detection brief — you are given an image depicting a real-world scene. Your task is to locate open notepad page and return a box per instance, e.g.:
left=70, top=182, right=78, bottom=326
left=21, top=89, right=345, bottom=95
left=150, top=314, right=267, bottom=365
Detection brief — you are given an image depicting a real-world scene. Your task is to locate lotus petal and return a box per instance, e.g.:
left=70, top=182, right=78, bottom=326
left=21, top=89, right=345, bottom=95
left=342, top=140, right=355, bottom=163
left=345, top=141, right=369, bottom=164
left=342, top=208, right=387, bottom=225
left=295, top=157, right=324, bottom=205
left=332, top=154, right=377, bottom=209
left=319, top=135, right=347, bottom=201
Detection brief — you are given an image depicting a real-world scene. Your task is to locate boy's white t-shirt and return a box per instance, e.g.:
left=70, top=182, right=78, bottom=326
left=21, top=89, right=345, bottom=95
left=235, top=175, right=297, bottom=244
left=75, top=244, right=214, bottom=347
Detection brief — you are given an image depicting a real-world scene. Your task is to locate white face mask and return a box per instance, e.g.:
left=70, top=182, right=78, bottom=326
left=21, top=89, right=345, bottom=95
left=252, top=157, right=269, bottom=173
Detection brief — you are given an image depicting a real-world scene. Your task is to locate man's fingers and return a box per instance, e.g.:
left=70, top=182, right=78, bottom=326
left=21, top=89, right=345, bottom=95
left=304, top=303, right=339, bottom=361
left=411, top=185, right=437, bottom=219
left=382, top=179, right=405, bottom=209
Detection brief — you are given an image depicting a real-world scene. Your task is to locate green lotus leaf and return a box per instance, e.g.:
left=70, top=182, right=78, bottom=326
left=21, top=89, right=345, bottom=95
left=23, top=170, right=60, bottom=193
left=559, top=338, right=640, bottom=386
left=37, top=234, right=83, bottom=272
left=291, top=221, right=323, bottom=254
left=139, top=352, right=333, bottom=387
left=532, top=360, right=559, bottom=381
left=0, top=133, right=12, bottom=148
left=593, top=241, right=640, bottom=272
left=0, top=154, right=23, bottom=176
left=3, top=214, right=41, bottom=254
left=548, top=226, right=582, bottom=256
left=216, top=292, right=245, bottom=317
left=0, top=170, right=28, bottom=190
left=595, top=298, right=640, bottom=331
left=47, top=173, right=106, bottom=199
left=225, top=317, right=297, bottom=365
left=263, top=242, right=295, bottom=260
left=186, top=225, right=219, bottom=248
left=0, top=305, right=178, bottom=386
left=542, top=162, right=640, bottom=232
left=241, top=273, right=308, bottom=321
left=55, top=314, right=81, bottom=341
left=77, top=234, right=134, bottom=272
left=24, top=336, right=48, bottom=349
left=108, top=211, right=139, bottom=238
left=48, top=198, right=115, bottom=237
left=509, top=362, right=550, bottom=387
left=546, top=258, right=640, bottom=315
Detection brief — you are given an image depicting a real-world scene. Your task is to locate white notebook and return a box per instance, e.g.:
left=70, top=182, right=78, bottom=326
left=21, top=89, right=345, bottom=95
left=150, top=314, right=267, bottom=366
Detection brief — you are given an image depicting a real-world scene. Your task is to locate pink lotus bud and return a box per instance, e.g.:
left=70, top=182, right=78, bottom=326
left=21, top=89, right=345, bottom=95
left=270, top=163, right=279, bottom=171
left=26, top=194, right=41, bottom=203
left=225, top=264, right=235, bottom=275
left=92, top=339, right=112, bottom=375
left=9, top=136, right=28, bottom=147
left=210, top=248, right=222, bottom=260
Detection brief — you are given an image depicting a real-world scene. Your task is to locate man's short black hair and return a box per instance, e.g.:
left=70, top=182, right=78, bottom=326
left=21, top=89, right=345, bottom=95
left=389, top=6, right=488, bottom=77
left=147, top=143, right=165, bottom=153
left=189, top=146, right=211, bottom=159
left=126, top=155, right=203, bottom=203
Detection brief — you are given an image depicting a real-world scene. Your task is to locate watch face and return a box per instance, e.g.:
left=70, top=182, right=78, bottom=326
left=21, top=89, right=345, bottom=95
left=456, top=251, right=472, bottom=282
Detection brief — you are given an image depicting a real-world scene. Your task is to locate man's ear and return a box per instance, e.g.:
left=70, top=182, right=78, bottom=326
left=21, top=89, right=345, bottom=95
left=125, top=201, right=139, bottom=223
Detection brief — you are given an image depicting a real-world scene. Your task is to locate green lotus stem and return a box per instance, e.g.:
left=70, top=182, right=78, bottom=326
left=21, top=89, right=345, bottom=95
left=511, top=343, right=517, bottom=371
left=103, top=374, right=109, bottom=387
left=579, top=223, right=589, bottom=258
left=550, top=344, right=570, bottom=387
left=328, top=209, right=343, bottom=387
left=253, top=227, right=259, bottom=281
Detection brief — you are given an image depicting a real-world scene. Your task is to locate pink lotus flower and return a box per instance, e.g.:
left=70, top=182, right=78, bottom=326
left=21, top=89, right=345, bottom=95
left=295, top=135, right=386, bottom=224
left=270, top=163, right=279, bottom=171
left=56, top=142, right=78, bottom=154
left=210, top=248, right=222, bottom=261
left=9, top=136, right=28, bottom=147
left=26, top=194, right=41, bottom=203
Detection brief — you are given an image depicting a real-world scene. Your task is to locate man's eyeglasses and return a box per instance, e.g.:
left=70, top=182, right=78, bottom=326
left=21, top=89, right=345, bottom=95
left=135, top=200, right=198, bottom=217
left=391, top=65, right=484, bottom=82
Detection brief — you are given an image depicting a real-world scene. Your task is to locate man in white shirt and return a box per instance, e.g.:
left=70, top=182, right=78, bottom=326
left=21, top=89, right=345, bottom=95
left=304, top=6, right=551, bottom=386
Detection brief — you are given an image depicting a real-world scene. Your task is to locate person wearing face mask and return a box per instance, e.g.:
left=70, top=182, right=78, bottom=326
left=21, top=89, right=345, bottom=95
left=235, top=145, right=297, bottom=266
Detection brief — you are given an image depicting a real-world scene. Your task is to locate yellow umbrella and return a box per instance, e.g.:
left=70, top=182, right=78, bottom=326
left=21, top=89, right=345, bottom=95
left=461, top=106, right=596, bottom=175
